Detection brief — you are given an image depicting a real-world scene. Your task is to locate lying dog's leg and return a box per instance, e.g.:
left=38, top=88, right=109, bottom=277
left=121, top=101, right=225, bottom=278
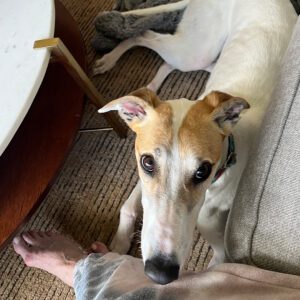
left=93, top=30, right=176, bottom=76
left=93, top=37, right=139, bottom=75
left=121, top=0, right=190, bottom=16
left=110, top=181, right=142, bottom=254
left=147, top=62, right=175, bottom=92
left=93, top=30, right=158, bottom=75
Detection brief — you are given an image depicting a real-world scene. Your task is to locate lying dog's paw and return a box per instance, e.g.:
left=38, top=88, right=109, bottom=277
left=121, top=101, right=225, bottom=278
left=109, top=234, right=131, bottom=254
left=93, top=54, right=117, bottom=76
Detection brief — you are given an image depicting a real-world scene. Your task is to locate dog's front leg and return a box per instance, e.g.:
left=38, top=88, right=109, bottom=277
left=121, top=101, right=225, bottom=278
left=147, top=62, right=175, bottom=92
left=110, top=181, right=142, bottom=254
left=197, top=167, right=246, bottom=267
left=197, top=202, right=229, bottom=267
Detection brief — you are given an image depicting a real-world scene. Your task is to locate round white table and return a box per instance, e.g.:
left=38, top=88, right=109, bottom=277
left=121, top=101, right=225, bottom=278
left=0, top=0, right=86, bottom=248
left=0, top=0, right=55, bottom=156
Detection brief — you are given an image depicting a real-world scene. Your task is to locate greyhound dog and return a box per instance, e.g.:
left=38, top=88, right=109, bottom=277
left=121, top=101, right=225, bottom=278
left=97, top=0, right=297, bottom=285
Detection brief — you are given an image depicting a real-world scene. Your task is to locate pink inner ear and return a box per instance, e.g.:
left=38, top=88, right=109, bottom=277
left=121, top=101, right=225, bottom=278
left=122, top=101, right=146, bottom=116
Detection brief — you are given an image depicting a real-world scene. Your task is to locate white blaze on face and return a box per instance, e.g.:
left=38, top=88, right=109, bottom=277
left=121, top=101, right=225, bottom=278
left=167, top=99, right=197, bottom=201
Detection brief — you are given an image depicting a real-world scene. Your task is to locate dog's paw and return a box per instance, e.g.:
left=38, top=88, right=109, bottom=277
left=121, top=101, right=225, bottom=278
left=109, top=234, right=131, bottom=254
left=93, top=54, right=117, bottom=75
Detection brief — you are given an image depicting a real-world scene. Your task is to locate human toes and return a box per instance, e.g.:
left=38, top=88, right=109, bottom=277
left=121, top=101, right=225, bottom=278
left=90, top=241, right=109, bottom=254
left=13, top=235, right=36, bottom=266
left=18, top=231, right=58, bottom=252
left=13, top=235, right=30, bottom=254
left=21, top=231, right=44, bottom=246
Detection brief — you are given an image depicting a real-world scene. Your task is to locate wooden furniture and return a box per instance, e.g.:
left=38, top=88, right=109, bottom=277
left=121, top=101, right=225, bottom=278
left=34, top=37, right=126, bottom=137
left=0, top=0, right=124, bottom=249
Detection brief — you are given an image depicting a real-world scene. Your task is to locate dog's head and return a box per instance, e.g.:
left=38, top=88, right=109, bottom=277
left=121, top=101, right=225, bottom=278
left=99, top=88, right=249, bottom=284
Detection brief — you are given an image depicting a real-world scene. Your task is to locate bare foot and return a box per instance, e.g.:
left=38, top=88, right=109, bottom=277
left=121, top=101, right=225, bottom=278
left=13, top=231, right=88, bottom=286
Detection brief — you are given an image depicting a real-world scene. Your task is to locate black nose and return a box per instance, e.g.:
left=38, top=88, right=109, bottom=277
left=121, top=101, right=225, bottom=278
left=144, top=254, right=179, bottom=285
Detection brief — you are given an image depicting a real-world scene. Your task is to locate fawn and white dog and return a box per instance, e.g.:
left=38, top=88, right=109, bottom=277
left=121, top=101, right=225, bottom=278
left=97, top=0, right=297, bottom=285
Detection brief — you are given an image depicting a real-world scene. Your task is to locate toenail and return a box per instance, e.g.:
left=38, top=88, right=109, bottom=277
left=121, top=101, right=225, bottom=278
left=13, top=237, right=19, bottom=244
left=91, top=244, right=97, bottom=250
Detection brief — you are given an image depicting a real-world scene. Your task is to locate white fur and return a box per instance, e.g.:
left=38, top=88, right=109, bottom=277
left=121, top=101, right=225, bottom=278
left=121, top=0, right=190, bottom=16
left=104, top=0, right=297, bottom=272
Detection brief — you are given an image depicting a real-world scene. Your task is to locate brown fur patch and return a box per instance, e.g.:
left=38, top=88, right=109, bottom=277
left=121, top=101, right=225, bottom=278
left=134, top=101, right=173, bottom=197
left=203, top=91, right=250, bottom=135
left=203, top=90, right=234, bottom=108
left=135, top=101, right=173, bottom=156
left=179, top=100, right=224, bottom=164
left=130, top=87, right=161, bottom=108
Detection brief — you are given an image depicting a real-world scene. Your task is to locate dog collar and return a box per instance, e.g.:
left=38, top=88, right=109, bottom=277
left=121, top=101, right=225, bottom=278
left=212, top=134, right=237, bottom=183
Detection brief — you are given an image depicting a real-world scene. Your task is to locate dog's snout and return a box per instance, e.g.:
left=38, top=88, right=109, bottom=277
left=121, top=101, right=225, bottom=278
left=144, top=254, right=179, bottom=285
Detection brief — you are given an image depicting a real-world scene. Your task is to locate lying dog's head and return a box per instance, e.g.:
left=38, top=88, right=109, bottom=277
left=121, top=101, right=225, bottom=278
left=99, top=88, right=249, bottom=284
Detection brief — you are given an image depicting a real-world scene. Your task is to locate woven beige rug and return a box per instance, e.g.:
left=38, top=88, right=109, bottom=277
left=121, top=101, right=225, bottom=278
left=0, top=0, right=211, bottom=299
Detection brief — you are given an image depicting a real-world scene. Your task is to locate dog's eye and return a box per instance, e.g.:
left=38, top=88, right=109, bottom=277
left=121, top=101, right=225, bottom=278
left=193, top=161, right=212, bottom=184
left=141, top=155, right=155, bottom=174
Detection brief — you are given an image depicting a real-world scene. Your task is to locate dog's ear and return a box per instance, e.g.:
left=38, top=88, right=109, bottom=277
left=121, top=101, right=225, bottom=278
left=98, top=87, right=161, bottom=132
left=204, top=91, right=250, bottom=135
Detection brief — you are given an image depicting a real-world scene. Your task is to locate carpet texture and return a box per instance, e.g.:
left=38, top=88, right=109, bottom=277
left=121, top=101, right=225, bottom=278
left=0, top=0, right=211, bottom=299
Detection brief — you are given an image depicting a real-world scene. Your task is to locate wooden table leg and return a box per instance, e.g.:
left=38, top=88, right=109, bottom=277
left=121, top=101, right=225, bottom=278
left=34, top=37, right=127, bottom=138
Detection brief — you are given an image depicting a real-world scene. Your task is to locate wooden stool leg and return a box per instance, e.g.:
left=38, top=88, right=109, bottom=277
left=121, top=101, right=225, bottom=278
left=34, top=38, right=127, bottom=138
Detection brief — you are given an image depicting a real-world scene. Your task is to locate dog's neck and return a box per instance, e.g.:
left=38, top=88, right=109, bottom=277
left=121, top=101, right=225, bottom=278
left=212, top=135, right=236, bottom=183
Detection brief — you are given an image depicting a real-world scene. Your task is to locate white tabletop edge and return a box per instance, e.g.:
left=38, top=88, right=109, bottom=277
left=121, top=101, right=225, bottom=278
left=0, top=0, right=56, bottom=156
